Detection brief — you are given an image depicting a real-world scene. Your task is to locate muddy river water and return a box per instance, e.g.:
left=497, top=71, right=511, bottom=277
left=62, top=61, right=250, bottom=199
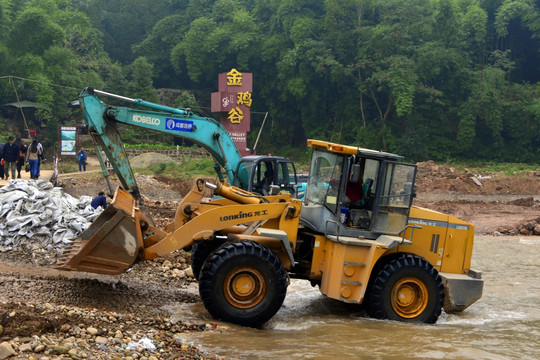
left=169, top=236, right=540, bottom=359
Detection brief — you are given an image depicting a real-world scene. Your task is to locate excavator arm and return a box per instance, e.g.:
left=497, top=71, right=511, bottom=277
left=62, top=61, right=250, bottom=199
left=79, top=87, right=247, bottom=198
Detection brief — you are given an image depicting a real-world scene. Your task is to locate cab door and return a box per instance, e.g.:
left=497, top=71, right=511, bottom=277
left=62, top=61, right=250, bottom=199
left=372, top=161, right=416, bottom=234
left=276, top=160, right=297, bottom=196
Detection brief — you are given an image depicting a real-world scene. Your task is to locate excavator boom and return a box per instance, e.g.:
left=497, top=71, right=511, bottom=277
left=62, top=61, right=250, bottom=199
left=80, top=88, right=245, bottom=197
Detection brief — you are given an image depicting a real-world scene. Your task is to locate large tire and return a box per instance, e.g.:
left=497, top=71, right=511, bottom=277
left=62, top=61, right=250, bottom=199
left=365, top=254, right=444, bottom=323
left=198, top=241, right=288, bottom=327
left=190, top=240, right=222, bottom=281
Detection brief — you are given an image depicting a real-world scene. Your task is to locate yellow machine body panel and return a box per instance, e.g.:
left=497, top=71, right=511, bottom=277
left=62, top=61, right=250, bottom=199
left=404, top=206, right=474, bottom=275
left=310, top=234, right=396, bottom=304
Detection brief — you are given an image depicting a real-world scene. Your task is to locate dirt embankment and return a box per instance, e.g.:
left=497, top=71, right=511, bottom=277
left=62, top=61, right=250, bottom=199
left=413, top=161, right=540, bottom=235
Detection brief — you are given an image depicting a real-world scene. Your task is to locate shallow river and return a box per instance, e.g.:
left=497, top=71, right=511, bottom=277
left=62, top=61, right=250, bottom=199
left=169, top=236, right=540, bottom=359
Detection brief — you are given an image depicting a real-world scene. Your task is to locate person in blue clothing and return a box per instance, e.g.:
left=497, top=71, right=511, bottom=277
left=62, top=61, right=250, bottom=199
left=78, top=147, right=87, bottom=172
left=25, top=139, right=42, bottom=179
left=91, top=191, right=107, bottom=209
left=2, top=136, right=19, bottom=180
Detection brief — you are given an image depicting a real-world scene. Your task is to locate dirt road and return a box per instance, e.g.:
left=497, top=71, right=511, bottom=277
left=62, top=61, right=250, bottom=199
left=0, top=169, right=54, bottom=187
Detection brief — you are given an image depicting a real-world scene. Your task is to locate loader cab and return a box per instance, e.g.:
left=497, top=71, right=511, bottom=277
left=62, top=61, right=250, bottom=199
left=301, top=140, right=416, bottom=239
left=233, top=156, right=299, bottom=197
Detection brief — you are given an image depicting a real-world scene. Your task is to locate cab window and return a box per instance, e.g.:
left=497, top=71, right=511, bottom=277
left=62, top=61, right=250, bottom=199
left=305, top=151, right=344, bottom=214
left=278, top=162, right=296, bottom=186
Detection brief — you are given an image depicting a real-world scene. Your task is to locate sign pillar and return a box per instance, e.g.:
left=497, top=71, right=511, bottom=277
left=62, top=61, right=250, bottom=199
left=211, top=69, right=253, bottom=156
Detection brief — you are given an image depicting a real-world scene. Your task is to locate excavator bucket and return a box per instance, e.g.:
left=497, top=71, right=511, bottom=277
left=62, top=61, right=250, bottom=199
left=55, top=188, right=144, bottom=275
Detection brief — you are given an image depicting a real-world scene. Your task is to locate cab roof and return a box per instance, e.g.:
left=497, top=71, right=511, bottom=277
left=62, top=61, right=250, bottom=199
left=307, top=139, right=402, bottom=161
left=240, top=155, right=290, bottom=162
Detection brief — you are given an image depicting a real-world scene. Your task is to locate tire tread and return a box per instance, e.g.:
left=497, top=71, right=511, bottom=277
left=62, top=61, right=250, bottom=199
left=366, top=254, right=444, bottom=323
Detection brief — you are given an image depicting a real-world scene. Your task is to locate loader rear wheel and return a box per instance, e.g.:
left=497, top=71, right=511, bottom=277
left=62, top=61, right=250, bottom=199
left=366, top=254, right=444, bottom=323
left=198, top=241, right=288, bottom=327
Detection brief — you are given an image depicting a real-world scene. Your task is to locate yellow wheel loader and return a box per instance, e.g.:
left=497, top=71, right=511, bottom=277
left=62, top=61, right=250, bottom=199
left=57, top=137, right=483, bottom=327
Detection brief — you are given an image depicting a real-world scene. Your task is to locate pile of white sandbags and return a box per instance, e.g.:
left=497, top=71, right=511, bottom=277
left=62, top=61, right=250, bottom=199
left=0, top=180, right=103, bottom=254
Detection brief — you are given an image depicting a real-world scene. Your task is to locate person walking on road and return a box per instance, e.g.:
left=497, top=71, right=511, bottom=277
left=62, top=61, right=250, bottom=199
left=78, top=147, right=87, bottom=172
left=2, top=136, right=19, bottom=180
left=26, top=139, right=42, bottom=180
left=15, top=137, right=27, bottom=179
left=0, top=141, right=4, bottom=179
left=36, top=138, right=44, bottom=178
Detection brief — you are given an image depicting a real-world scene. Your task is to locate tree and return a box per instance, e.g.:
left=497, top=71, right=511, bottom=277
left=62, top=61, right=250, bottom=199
left=8, top=7, right=65, bottom=56
left=125, top=57, right=157, bottom=102
left=495, top=0, right=540, bottom=82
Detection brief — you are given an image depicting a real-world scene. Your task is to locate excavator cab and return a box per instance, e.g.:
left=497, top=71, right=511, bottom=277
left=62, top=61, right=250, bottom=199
left=301, top=140, right=417, bottom=239
left=233, top=156, right=300, bottom=198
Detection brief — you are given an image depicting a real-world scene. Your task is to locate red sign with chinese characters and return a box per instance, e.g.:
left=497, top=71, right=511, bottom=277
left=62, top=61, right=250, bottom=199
left=211, top=69, right=252, bottom=154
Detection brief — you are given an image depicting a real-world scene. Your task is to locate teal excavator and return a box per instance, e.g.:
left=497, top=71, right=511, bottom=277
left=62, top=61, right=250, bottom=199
left=78, top=87, right=300, bottom=199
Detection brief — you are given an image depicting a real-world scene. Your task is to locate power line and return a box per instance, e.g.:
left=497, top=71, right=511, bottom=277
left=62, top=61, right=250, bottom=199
left=1, top=76, right=272, bottom=117
left=0, top=75, right=80, bottom=91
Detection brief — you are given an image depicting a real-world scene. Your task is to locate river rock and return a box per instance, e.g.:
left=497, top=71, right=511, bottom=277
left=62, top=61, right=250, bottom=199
left=0, top=342, right=16, bottom=359
left=53, top=345, right=70, bottom=354
left=68, top=348, right=79, bottom=358
left=185, top=266, right=194, bottom=279
left=86, top=327, right=98, bottom=336
left=95, top=336, right=108, bottom=345
left=0, top=325, right=3, bottom=336
left=18, top=343, right=33, bottom=352
left=172, top=269, right=185, bottom=279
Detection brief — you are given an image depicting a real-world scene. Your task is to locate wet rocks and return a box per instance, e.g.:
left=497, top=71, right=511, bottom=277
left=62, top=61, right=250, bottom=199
left=0, top=301, right=224, bottom=359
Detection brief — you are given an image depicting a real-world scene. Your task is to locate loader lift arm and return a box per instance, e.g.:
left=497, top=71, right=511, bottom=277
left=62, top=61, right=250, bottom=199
left=56, top=178, right=302, bottom=276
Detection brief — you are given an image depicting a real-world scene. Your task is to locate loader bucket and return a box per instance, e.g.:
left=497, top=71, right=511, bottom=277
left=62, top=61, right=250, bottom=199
left=55, top=188, right=144, bottom=275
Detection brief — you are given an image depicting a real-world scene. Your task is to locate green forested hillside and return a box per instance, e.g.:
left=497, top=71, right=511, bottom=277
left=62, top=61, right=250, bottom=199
left=0, top=0, right=539, bottom=162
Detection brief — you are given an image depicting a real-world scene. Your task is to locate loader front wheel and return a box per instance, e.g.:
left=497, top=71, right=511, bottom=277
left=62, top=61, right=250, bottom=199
left=198, top=241, right=288, bottom=327
left=366, top=254, right=444, bottom=323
